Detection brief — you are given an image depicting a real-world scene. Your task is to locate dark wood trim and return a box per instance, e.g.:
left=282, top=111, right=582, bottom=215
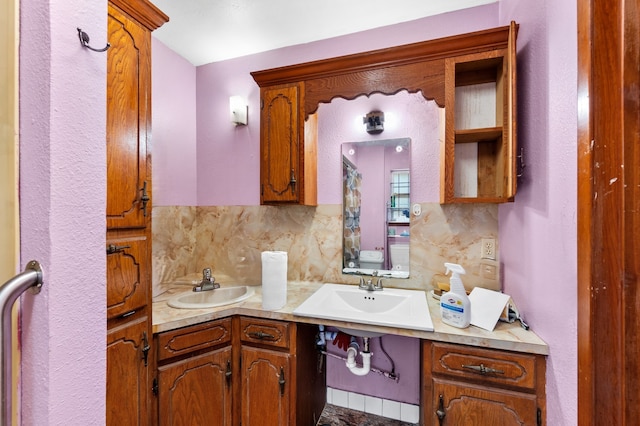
left=578, top=0, right=640, bottom=423
left=251, top=25, right=513, bottom=85
left=576, top=0, right=594, bottom=422
left=109, top=0, right=169, bottom=31
left=251, top=24, right=517, bottom=113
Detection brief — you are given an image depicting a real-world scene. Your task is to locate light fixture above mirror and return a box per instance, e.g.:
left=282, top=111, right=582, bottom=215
left=363, top=111, right=384, bottom=134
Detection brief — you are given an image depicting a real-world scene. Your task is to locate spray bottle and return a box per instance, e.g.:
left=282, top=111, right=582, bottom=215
left=440, top=263, right=471, bottom=328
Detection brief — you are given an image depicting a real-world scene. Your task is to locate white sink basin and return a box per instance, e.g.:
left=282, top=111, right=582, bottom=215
left=293, top=283, right=434, bottom=332
left=168, top=286, right=255, bottom=309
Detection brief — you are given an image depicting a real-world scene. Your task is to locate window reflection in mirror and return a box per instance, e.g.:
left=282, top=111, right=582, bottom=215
left=342, top=138, right=411, bottom=278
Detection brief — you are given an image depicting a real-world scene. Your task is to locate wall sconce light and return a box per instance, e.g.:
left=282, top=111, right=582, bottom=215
left=230, top=95, right=248, bottom=126
left=363, top=111, right=384, bottom=134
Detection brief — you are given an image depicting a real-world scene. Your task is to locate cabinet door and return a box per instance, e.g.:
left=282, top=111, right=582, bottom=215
left=431, top=378, right=538, bottom=426
left=106, top=236, right=148, bottom=319
left=241, top=346, right=290, bottom=426
left=107, top=317, right=151, bottom=426
left=441, top=23, right=518, bottom=203
left=158, top=346, right=232, bottom=426
left=260, top=84, right=302, bottom=204
left=107, top=4, right=151, bottom=229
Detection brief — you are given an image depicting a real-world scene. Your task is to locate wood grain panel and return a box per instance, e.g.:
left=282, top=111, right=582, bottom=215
left=157, top=318, right=232, bottom=361
left=107, top=4, right=150, bottom=229
left=106, top=317, right=149, bottom=426
left=577, top=0, right=640, bottom=423
left=158, top=347, right=232, bottom=426
left=106, top=236, right=148, bottom=319
left=239, top=317, right=290, bottom=349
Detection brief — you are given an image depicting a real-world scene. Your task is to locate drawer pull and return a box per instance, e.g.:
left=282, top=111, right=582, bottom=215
left=248, top=331, right=275, bottom=340
left=279, top=367, right=286, bottom=395
left=462, top=363, right=504, bottom=375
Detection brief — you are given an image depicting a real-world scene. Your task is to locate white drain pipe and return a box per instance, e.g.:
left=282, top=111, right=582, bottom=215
left=345, top=338, right=372, bottom=376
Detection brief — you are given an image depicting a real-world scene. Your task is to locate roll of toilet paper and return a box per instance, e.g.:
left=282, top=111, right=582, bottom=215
left=261, top=251, right=288, bottom=310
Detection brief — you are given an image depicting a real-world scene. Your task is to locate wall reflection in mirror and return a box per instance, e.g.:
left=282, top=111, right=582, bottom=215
left=342, top=138, right=411, bottom=278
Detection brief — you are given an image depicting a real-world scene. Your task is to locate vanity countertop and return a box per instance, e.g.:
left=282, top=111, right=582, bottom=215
left=152, top=280, right=548, bottom=356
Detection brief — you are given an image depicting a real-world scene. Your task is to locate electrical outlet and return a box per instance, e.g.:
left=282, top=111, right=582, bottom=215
left=481, top=238, right=496, bottom=260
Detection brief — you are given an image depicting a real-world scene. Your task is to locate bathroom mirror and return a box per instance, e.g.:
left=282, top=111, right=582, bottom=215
left=342, top=138, right=411, bottom=278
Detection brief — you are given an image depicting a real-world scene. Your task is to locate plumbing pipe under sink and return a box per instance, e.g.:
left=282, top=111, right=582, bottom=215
left=345, top=338, right=372, bottom=376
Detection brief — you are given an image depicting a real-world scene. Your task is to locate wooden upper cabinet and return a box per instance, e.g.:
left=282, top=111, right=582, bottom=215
left=252, top=23, right=519, bottom=205
left=260, top=83, right=318, bottom=205
left=441, top=21, right=518, bottom=203
left=107, top=4, right=152, bottom=229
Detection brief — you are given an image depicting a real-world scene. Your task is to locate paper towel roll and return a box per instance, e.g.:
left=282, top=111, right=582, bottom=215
left=261, top=251, right=288, bottom=310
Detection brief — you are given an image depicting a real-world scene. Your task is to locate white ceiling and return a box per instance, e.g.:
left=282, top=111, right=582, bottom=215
left=150, top=0, right=497, bottom=66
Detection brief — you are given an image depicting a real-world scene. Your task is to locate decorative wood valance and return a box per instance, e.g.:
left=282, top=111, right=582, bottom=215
left=251, top=24, right=515, bottom=116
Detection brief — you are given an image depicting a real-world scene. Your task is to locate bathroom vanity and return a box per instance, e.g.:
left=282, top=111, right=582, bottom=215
left=155, top=315, right=324, bottom=425
left=152, top=282, right=547, bottom=425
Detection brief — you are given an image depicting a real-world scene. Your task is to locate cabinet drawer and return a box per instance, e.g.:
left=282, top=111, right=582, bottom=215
left=157, top=318, right=232, bottom=362
left=239, top=317, right=290, bottom=349
left=431, top=342, right=537, bottom=391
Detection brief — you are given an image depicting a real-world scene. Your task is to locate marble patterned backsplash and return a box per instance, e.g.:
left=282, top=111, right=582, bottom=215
left=152, top=203, right=498, bottom=297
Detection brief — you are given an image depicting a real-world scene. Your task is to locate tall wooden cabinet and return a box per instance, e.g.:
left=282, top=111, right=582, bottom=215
left=106, top=1, right=167, bottom=424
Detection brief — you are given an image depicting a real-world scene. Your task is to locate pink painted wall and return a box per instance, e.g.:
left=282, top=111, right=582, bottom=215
left=152, top=1, right=579, bottom=423
left=19, top=0, right=107, bottom=423
left=498, top=1, right=577, bottom=424
left=152, top=39, right=198, bottom=206
left=317, top=94, right=440, bottom=205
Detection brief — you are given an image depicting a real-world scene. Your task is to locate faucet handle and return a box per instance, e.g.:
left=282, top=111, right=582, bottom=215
left=376, top=277, right=387, bottom=290
left=358, top=277, right=367, bottom=289
left=202, top=268, right=213, bottom=282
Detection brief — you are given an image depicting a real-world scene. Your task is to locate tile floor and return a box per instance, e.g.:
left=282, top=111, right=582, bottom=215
left=316, top=404, right=418, bottom=426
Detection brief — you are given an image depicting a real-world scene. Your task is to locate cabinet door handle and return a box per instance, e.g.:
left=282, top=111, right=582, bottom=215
left=436, top=394, right=446, bottom=425
left=279, top=367, right=286, bottom=396
left=140, top=181, right=150, bottom=217
left=462, top=363, right=504, bottom=375
left=141, top=331, right=150, bottom=367
left=248, top=331, right=275, bottom=340
left=289, top=169, right=296, bottom=194
left=106, top=244, right=130, bottom=255
left=225, top=360, right=232, bottom=385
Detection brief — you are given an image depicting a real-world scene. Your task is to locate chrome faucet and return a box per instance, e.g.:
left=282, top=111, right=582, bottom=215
left=193, top=268, right=220, bottom=292
left=358, top=271, right=385, bottom=292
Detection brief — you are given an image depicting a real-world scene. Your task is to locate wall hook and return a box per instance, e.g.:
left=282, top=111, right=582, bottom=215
left=77, top=28, right=110, bottom=52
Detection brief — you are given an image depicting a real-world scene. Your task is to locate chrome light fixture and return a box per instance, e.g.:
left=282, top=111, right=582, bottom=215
left=363, top=111, right=384, bottom=134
